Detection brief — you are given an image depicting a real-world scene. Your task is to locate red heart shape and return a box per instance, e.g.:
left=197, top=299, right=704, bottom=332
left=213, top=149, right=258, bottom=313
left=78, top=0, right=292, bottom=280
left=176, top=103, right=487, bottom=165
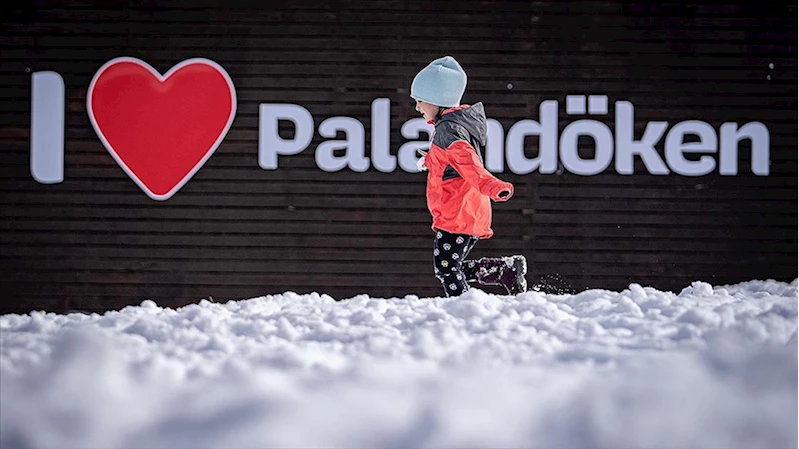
left=88, top=57, right=236, bottom=200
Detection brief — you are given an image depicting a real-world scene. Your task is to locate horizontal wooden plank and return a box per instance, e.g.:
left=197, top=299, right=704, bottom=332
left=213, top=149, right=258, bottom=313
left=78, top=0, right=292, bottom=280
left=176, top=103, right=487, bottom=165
left=4, top=17, right=794, bottom=40
left=1, top=208, right=792, bottom=232
left=8, top=30, right=795, bottom=54
left=532, top=237, right=794, bottom=253
left=534, top=185, right=796, bottom=201
left=535, top=227, right=796, bottom=243
left=5, top=141, right=797, bottom=172
left=0, top=243, right=429, bottom=259
left=0, top=179, right=429, bottom=195
left=0, top=233, right=531, bottom=250
left=0, top=272, right=441, bottom=292
left=1, top=262, right=790, bottom=291
left=0, top=214, right=792, bottom=238
left=7, top=5, right=795, bottom=25
left=1, top=162, right=796, bottom=187
left=3, top=72, right=797, bottom=97
left=533, top=198, right=794, bottom=214
left=0, top=205, right=430, bottom=222
left=0, top=192, right=429, bottom=209
left=1, top=249, right=790, bottom=273
left=0, top=188, right=793, bottom=210
left=539, top=267, right=799, bottom=284
left=0, top=198, right=797, bottom=229
left=2, top=45, right=796, bottom=68
left=1, top=259, right=431, bottom=275
left=3, top=101, right=797, bottom=131
left=3, top=244, right=789, bottom=269
left=532, top=211, right=795, bottom=226
left=0, top=204, right=531, bottom=226
left=1, top=241, right=791, bottom=276
left=4, top=119, right=790, bottom=146
left=0, top=220, right=475, bottom=237
left=3, top=59, right=797, bottom=81
left=16, top=166, right=797, bottom=190
left=6, top=0, right=791, bottom=13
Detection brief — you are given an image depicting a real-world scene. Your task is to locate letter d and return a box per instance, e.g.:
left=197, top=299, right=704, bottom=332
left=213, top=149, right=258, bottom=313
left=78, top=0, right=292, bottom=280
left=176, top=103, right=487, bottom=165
left=259, top=104, right=313, bottom=169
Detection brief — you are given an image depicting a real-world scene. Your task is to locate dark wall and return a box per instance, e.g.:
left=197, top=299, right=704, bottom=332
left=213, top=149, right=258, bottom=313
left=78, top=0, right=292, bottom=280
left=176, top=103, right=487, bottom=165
left=1, top=1, right=796, bottom=313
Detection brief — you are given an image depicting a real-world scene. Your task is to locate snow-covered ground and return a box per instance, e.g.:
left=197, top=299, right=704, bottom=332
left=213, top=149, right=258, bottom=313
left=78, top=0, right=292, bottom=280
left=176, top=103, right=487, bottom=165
left=1, top=279, right=797, bottom=449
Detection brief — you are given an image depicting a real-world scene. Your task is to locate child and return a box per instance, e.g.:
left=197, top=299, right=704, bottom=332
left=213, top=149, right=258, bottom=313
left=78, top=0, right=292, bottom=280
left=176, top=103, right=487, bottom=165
left=411, top=55, right=528, bottom=297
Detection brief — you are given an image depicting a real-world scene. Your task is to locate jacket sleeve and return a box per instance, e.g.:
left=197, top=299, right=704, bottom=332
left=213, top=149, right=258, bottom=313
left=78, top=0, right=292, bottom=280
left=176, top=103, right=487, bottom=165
left=445, top=140, right=514, bottom=202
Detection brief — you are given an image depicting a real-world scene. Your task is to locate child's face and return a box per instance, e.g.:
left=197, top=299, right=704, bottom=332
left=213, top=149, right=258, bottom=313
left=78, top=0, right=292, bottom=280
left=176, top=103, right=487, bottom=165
left=415, top=100, right=439, bottom=122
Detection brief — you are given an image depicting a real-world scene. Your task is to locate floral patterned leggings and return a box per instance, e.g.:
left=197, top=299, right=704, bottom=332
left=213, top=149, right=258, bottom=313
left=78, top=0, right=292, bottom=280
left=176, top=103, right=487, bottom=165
left=433, top=229, right=480, bottom=296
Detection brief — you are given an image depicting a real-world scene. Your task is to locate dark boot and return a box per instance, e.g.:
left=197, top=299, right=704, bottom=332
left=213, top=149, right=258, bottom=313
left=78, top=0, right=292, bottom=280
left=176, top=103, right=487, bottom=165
left=475, top=256, right=528, bottom=295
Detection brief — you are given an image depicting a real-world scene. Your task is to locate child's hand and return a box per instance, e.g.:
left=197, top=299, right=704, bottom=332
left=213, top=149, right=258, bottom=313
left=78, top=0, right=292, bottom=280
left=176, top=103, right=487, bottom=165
left=416, top=150, right=428, bottom=172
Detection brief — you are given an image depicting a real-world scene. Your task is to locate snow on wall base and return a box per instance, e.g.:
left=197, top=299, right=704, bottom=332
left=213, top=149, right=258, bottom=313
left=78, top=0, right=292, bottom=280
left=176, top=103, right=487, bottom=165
left=1, top=279, right=797, bottom=448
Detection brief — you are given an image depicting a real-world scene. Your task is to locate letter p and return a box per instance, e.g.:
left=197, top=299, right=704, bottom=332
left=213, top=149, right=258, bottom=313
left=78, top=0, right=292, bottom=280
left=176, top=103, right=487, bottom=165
left=259, top=104, right=313, bottom=169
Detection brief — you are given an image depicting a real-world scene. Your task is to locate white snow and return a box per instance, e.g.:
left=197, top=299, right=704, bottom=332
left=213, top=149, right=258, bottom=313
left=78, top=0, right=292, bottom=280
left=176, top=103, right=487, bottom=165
left=1, top=279, right=797, bottom=448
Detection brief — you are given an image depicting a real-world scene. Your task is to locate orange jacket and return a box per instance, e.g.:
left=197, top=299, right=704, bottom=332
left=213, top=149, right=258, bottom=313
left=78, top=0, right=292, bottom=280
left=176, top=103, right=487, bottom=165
left=423, top=103, right=513, bottom=239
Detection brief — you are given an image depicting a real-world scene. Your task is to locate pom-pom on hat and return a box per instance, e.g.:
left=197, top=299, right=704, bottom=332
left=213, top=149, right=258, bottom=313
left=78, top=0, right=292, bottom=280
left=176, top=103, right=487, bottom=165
left=410, top=56, right=467, bottom=108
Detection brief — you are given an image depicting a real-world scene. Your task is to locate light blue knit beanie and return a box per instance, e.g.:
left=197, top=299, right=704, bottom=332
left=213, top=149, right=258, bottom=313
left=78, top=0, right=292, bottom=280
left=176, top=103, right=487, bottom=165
left=410, top=56, right=467, bottom=108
